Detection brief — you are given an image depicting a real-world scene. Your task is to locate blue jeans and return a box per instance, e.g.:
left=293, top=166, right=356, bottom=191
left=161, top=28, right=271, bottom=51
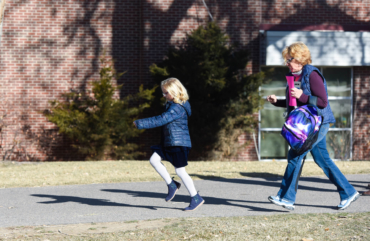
left=277, top=123, right=357, bottom=203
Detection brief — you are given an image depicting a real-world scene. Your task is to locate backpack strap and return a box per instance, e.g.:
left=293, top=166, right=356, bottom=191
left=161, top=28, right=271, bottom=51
left=308, top=95, right=318, bottom=106
left=308, top=95, right=323, bottom=116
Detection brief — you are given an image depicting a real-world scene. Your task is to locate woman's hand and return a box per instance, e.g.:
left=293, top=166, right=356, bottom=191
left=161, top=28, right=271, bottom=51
left=290, top=87, right=303, bottom=99
left=267, top=95, right=277, bottom=103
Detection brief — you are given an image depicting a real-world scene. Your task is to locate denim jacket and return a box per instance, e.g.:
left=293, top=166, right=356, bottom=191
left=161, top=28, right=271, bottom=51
left=134, top=101, right=192, bottom=147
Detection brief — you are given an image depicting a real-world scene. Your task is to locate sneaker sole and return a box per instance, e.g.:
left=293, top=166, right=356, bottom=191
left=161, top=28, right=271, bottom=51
left=338, top=192, right=360, bottom=210
left=282, top=204, right=295, bottom=211
left=184, top=200, right=205, bottom=211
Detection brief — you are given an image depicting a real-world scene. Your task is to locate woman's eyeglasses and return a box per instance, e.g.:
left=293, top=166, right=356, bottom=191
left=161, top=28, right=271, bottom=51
left=286, top=57, right=294, bottom=64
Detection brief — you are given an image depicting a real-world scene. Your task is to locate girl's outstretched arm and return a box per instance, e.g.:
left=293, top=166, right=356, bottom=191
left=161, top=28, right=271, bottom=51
left=134, top=104, right=185, bottom=130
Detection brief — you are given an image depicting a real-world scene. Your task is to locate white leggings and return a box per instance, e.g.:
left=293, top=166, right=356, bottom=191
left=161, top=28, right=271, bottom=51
left=150, top=152, right=197, bottom=197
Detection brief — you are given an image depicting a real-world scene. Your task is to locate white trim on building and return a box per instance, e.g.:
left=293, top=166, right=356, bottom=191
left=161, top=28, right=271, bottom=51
left=265, top=31, right=370, bottom=66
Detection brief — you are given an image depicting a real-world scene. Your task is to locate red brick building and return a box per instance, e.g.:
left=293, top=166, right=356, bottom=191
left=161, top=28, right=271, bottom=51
left=0, top=0, right=369, bottom=161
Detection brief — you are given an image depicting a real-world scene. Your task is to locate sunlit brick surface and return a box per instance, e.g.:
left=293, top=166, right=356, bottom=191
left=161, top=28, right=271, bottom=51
left=0, top=0, right=369, bottom=161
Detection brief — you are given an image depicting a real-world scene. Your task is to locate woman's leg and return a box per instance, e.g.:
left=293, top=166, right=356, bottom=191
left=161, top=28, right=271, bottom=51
left=276, top=124, right=331, bottom=203
left=175, top=167, right=197, bottom=197
left=310, top=126, right=357, bottom=201
left=277, top=150, right=307, bottom=203
left=149, top=152, right=172, bottom=184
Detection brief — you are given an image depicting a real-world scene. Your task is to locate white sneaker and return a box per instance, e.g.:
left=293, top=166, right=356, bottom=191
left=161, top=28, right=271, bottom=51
left=338, top=192, right=360, bottom=210
left=268, top=196, right=295, bottom=211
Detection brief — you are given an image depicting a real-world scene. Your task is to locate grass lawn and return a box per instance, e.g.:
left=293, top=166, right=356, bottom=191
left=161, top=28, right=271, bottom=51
left=1, top=160, right=369, bottom=188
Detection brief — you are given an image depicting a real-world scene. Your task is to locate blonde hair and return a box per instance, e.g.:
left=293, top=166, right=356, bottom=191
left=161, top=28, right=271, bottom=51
left=282, top=42, right=312, bottom=66
left=161, top=78, right=189, bottom=104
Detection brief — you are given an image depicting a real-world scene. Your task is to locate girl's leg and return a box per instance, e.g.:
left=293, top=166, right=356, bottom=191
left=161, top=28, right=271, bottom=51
left=176, top=166, right=204, bottom=211
left=175, top=167, right=197, bottom=197
left=149, top=152, right=172, bottom=185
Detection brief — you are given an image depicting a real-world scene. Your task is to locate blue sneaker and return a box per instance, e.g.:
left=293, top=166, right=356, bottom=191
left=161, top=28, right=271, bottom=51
left=338, top=192, right=360, bottom=210
left=184, top=193, right=205, bottom=211
left=268, top=195, right=295, bottom=211
left=165, top=179, right=181, bottom=202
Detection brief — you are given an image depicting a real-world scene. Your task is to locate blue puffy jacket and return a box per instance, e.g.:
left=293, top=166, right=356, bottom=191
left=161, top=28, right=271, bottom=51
left=134, top=101, right=192, bottom=147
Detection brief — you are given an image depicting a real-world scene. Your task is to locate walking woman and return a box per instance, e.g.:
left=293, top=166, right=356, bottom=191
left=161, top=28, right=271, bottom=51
left=266, top=42, right=359, bottom=211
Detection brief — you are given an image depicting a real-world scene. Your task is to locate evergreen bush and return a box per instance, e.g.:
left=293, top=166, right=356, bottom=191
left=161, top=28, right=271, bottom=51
left=45, top=57, right=156, bottom=160
left=150, top=22, right=265, bottom=160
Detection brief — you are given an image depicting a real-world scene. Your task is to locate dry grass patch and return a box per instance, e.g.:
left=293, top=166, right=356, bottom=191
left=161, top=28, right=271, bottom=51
left=91, top=212, right=370, bottom=241
left=4, top=212, right=369, bottom=240
left=0, top=160, right=369, bottom=188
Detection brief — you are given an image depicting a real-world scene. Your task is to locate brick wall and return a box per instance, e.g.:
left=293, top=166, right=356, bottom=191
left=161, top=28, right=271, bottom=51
left=0, top=0, right=369, bottom=161
left=352, top=67, right=370, bottom=160
left=0, top=0, right=117, bottom=161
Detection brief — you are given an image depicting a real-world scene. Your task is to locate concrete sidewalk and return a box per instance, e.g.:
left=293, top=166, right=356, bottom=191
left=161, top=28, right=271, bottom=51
left=1, top=174, right=369, bottom=228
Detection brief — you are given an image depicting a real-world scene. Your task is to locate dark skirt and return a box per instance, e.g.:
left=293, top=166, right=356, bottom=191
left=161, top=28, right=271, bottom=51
left=151, top=145, right=191, bottom=168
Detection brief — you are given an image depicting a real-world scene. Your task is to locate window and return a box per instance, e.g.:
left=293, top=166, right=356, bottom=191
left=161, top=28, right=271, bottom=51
left=259, top=67, right=352, bottom=160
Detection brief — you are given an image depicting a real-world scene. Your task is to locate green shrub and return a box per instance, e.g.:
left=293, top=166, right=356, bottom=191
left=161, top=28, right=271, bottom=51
left=150, top=22, right=265, bottom=160
left=45, top=57, right=156, bottom=160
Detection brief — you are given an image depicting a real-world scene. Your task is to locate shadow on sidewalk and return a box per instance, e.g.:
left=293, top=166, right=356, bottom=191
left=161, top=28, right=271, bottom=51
left=30, top=194, right=167, bottom=210
left=102, top=188, right=289, bottom=213
left=190, top=174, right=338, bottom=193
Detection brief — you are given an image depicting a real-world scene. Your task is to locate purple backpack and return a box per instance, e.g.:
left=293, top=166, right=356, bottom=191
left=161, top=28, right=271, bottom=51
left=281, top=104, right=323, bottom=155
